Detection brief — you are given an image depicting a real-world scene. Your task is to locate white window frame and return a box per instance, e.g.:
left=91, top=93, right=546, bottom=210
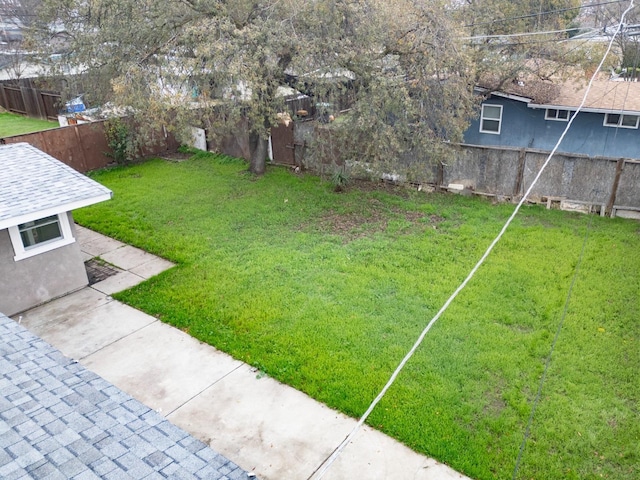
left=480, top=104, right=503, bottom=134
left=8, top=212, right=75, bottom=261
left=545, top=108, right=570, bottom=121
left=603, top=113, right=639, bottom=129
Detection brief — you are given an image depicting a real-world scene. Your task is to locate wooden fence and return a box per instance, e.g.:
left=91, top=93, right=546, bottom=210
left=2, top=120, right=179, bottom=173
left=0, top=78, right=62, bottom=120
left=297, top=123, right=640, bottom=219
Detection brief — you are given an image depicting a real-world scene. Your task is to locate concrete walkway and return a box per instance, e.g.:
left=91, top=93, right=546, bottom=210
left=14, top=226, right=471, bottom=480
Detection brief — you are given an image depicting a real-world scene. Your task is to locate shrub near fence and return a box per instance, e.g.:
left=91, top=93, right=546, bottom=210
left=2, top=120, right=179, bottom=173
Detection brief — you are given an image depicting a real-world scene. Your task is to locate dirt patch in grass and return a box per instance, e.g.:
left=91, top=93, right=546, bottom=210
left=484, top=389, right=507, bottom=416
left=310, top=202, right=443, bottom=241
left=161, top=151, right=194, bottom=162
left=349, top=178, right=414, bottom=196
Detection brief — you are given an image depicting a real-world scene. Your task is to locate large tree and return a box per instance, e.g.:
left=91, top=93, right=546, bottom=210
left=33, top=0, right=476, bottom=176
left=33, top=0, right=599, bottom=177
left=459, top=0, right=587, bottom=88
left=586, top=0, right=640, bottom=77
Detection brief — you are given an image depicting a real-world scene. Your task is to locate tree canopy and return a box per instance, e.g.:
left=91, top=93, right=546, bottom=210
left=33, top=0, right=602, bottom=176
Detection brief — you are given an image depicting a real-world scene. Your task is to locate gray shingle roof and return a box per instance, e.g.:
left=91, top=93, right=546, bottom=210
left=0, top=313, right=251, bottom=480
left=534, top=79, right=640, bottom=113
left=0, top=143, right=112, bottom=229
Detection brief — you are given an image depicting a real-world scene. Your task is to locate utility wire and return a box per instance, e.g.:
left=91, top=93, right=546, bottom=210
left=463, top=26, right=592, bottom=41
left=309, top=1, right=636, bottom=479
left=464, top=0, right=625, bottom=28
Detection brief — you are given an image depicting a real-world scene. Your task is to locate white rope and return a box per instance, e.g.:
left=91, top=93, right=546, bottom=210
left=309, top=2, right=635, bottom=478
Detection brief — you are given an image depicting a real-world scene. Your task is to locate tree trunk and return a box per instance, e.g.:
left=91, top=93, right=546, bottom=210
left=249, top=134, right=268, bottom=175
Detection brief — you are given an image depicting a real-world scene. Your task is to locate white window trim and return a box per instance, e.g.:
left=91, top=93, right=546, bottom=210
left=545, top=108, right=570, bottom=121
left=480, top=104, right=503, bottom=135
left=8, top=212, right=75, bottom=261
left=603, top=113, right=640, bottom=129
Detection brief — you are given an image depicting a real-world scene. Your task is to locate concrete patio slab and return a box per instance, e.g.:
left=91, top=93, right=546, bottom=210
left=322, top=424, right=468, bottom=480
left=29, top=301, right=157, bottom=361
left=130, top=257, right=175, bottom=279
left=79, top=236, right=126, bottom=258
left=75, top=224, right=112, bottom=245
left=168, top=363, right=354, bottom=480
left=16, top=288, right=111, bottom=330
left=100, top=245, right=162, bottom=271
left=81, top=321, right=244, bottom=415
left=91, top=271, right=146, bottom=295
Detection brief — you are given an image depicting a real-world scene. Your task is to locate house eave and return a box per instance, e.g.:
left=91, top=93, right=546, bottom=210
left=528, top=103, right=640, bottom=115
left=0, top=192, right=113, bottom=230
left=491, top=91, right=533, bottom=103
left=474, top=86, right=533, bottom=104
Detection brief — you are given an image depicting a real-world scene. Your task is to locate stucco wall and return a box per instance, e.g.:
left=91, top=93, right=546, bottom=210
left=464, top=95, right=640, bottom=159
left=0, top=213, right=88, bottom=316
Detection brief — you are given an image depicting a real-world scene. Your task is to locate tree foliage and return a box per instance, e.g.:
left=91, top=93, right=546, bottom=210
left=0, top=0, right=43, bottom=79
left=32, top=0, right=597, bottom=177
left=31, top=0, right=474, bottom=176
left=587, top=1, right=640, bottom=76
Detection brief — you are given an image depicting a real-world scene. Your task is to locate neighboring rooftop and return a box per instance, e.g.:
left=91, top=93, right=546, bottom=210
left=531, top=78, right=640, bottom=113
left=0, top=313, right=250, bottom=480
left=0, top=142, right=112, bottom=229
left=481, top=74, right=640, bottom=114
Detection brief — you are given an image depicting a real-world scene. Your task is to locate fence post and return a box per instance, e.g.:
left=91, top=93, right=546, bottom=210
left=35, top=91, right=48, bottom=120
left=513, top=148, right=526, bottom=200
left=606, top=158, right=624, bottom=217
left=73, top=125, right=89, bottom=172
left=0, top=84, right=7, bottom=111
left=437, top=160, right=444, bottom=190
left=20, top=86, right=32, bottom=116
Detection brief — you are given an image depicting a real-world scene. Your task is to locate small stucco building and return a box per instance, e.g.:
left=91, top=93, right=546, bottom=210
left=0, top=142, right=112, bottom=315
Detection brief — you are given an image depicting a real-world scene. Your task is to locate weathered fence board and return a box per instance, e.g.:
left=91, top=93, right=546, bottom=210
left=0, top=78, right=63, bottom=120
left=2, top=120, right=178, bottom=173
left=298, top=122, right=640, bottom=216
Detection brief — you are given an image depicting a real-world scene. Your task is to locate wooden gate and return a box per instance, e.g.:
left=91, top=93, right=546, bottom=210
left=271, top=122, right=295, bottom=165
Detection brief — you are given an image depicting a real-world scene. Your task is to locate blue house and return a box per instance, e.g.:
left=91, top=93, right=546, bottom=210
left=464, top=79, right=640, bottom=159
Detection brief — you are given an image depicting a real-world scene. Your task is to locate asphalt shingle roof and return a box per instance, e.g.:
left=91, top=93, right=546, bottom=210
left=0, top=313, right=251, bottom=480
left=0, top=143, right=112, bottom=229
left=540, top=79, right=640, bottom=113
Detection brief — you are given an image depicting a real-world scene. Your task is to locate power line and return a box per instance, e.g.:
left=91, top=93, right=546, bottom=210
left=464, top=0, right=625, bottom=28
left=463, top=26, right=597, bottom=41
left=308, top=1, right=636, bottom=478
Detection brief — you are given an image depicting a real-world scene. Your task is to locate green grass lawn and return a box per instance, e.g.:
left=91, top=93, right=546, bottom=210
left=77, top=152, right=639, bottom=480
left=0, top=112, right=57, bottom=137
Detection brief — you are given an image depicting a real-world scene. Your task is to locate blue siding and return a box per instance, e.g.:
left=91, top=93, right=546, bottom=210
left=464, top=95, right=640, bottom=159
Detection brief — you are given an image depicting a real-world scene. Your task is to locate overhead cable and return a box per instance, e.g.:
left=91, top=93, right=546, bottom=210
left=464, top=0, right=625, bottom=28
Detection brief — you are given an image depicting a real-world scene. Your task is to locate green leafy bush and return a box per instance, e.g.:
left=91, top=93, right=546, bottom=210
left=104, top=117, right=135, bottom=164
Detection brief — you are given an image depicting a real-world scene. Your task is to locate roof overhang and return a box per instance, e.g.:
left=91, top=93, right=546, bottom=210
left=0, top=192, right=113, bottom=230
left=490, top=91, right=533, bottom=103
left=477, top=87, right=640, bottom=115
left=474, top=86, right=533, bottom=104
left=527, top=103, right=640, bottom=115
